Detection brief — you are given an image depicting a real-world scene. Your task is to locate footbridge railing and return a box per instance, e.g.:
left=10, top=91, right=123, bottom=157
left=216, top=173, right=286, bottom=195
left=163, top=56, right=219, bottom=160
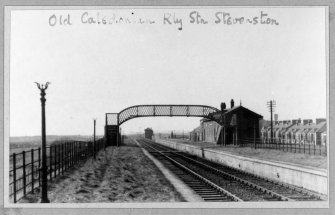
left=105, top=105, right=220, bottom=146
left=106, top=105, right=220, bottom=126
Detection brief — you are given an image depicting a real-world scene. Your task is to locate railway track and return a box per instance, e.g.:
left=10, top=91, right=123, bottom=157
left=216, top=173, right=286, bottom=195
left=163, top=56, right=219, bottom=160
left=137, top=138, right=325, bottom=202
left=138, top=140, right=240, bottom=202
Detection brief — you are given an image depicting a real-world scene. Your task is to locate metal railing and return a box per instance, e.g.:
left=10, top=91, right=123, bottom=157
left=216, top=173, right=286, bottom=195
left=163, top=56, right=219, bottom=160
left=9, top=138, right=105, bottom=203
left=240, top=138, right=327, bottom=156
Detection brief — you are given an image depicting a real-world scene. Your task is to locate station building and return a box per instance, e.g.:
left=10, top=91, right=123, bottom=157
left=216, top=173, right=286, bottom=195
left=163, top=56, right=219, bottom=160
left=190, top=99, right=263, bottom=145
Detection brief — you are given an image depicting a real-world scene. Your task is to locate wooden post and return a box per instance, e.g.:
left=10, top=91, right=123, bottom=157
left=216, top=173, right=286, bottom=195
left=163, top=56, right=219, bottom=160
left=253, top=121, right=256, bottom=149
left=64, top=143, right=67, bottom=171
left=54, top=145, right=57, bottom=178
left=58, top=144, right=60, bottom=175
left=84, top=143, right=87, bottom=159
left=67, top=143, right=70, bottom=167
left=61, top=144, right=64, bottom=174
left=304, top=142, right=305, bottom=154
left=69, top=142, right=72, bottom=167
left=13, top=153, right=17, bottom=203
left=49, top=146, right=52, bottom=181
left=76, top=142, right=79, bottom=164
left=69, top=143, right=71, bottom=167
left=73, top=142, right=75, bottom=165
left=65, top=143, right=68, bottom=170
left=72, top=141, right=76, bottom=166
left=64, top=143, right=67, bottom=170
left=72, top=142, right=74, bottom=165
left=71, top=142, right=74, bottom=166
left=22, top=151, right=27, bottom=197
left=75, top=142, right=77, bottom=164
left=31, top=149, right=34, bottom=193
left=68, top=142, right=70, bottom=168
left=79, top=143, right=81, bottom=161
left=93, top=119, right=96, bottom=160
left=74, top=142, right=76, bottom=165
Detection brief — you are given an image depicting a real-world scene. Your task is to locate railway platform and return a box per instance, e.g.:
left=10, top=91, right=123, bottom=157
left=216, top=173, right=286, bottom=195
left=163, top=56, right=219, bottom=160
left=154, top=138, right=328, bottom=196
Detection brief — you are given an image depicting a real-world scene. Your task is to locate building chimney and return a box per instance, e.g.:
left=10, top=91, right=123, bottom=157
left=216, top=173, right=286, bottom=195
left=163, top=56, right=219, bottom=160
left=230, top=99, right=234, bottom=109
left=274, top=114, right=278, bottom=122
left=221, top=102, right=226, bottom=111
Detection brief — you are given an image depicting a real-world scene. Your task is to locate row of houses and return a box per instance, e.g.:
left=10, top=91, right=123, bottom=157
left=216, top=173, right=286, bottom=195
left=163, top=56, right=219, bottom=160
left=260, top=119, right=327, bottom=146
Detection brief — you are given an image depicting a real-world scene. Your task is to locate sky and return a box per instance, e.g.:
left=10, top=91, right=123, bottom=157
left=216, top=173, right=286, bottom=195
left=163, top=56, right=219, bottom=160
left=8, top=7, right=327, bottom=136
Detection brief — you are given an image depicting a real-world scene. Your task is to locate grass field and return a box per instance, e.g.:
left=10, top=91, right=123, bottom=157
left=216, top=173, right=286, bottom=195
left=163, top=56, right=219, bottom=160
left=10, top=135, right=101, bottom=150
left=20, top=138, right=184, bottom=203
left=169, top=139, right=327, bottom=169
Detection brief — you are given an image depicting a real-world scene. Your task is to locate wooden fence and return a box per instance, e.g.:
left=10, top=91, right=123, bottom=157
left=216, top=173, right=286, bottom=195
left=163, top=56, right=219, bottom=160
left=9, top=138, right=105, bottom=203
left=240, top=138, right=327, bottom=156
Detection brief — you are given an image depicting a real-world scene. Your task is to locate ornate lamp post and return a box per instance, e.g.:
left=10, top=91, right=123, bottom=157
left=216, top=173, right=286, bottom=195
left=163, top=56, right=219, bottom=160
left=35, top=82, right=50, bottom=203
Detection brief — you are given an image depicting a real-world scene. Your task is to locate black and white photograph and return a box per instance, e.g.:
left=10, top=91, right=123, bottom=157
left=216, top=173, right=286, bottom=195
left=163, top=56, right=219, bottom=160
left=2, top=4, right=331, bottom=212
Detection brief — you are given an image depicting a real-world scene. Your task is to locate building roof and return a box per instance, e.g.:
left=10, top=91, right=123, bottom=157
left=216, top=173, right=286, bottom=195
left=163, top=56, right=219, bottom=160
left=262, top=120, right=295, bottom=133
left=314, top=121, right=327, bottom=133
left=192, top=125, right=203, bottom=133
left=211, top=105, right=263, bottom=121
left=284, top=120, right=327, bottom=134
left=225, top=105, right=263, bottom=118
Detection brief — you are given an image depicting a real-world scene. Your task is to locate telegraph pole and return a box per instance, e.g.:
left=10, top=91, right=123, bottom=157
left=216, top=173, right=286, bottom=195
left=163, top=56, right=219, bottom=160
left=35, top=82, right=50, bottom=203
left=267, top=100, right=276, bottom=143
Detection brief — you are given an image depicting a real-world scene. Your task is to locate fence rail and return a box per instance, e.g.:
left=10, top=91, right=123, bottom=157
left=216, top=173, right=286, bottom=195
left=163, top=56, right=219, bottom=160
left=240, top=138, right=327, bottom=156
left=9, top=138, right=105, bottom=203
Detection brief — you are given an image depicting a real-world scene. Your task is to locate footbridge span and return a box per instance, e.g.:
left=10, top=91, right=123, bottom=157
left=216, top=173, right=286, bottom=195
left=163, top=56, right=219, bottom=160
left=105, top=105, right=220, bottom=146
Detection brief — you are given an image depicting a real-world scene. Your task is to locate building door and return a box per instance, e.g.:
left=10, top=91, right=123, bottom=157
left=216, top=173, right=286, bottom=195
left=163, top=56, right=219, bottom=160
left=227, top=127, right=234, bottom=145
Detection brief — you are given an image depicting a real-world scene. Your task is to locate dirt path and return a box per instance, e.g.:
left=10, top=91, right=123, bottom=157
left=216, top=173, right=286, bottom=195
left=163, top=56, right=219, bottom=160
left=21, top=140, right=184, bottom=203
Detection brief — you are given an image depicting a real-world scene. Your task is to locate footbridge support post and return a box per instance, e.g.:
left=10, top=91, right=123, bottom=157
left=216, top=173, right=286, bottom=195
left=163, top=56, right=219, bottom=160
left=104, top=125, right=120, bottom=146
left=104, top=113, right=120, bottom=147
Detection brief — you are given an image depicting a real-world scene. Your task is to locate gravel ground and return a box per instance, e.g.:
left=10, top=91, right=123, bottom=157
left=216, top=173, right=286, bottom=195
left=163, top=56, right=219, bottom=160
left=20, top=140, right=184, bottom=203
